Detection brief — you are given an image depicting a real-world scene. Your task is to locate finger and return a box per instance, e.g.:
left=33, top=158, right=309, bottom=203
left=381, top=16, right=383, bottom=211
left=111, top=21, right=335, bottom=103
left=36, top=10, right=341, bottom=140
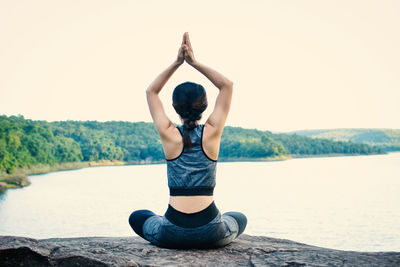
left=183, top=32, right=189, bottom=45
left=185, top=32, right=192, bottom=47
left=182, top=33, right=186, bottom=45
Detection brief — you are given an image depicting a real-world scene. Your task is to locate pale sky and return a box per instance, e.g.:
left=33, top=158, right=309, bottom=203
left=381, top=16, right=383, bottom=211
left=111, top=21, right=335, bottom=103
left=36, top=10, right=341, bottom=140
left=1, top=0, right=399, bottom=132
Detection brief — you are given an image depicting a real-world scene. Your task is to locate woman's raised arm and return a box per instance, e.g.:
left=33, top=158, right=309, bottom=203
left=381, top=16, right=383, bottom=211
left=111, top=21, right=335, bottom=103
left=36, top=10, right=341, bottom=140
left=182, top=33, right=233, bottom=136
left=146, top=35, right=185, bottom=138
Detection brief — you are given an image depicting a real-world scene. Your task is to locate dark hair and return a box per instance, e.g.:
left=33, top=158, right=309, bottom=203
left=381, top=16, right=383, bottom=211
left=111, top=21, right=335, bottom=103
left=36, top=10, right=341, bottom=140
left=172, top=81, right=208, bottom=149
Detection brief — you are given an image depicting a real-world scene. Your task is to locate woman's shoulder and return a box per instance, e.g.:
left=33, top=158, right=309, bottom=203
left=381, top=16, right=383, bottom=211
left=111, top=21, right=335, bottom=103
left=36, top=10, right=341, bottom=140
left=201, top=123, right=222, bottom=161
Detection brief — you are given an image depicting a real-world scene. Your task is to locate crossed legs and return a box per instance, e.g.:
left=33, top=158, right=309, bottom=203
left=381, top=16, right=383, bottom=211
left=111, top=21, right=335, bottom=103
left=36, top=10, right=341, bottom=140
left=128, top=209, right=247, bottom=248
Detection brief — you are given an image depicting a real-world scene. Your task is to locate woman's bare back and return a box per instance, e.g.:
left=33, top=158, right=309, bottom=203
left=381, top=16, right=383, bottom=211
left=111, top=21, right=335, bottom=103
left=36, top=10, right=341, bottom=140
left=165, top=123, right=219, bottom=213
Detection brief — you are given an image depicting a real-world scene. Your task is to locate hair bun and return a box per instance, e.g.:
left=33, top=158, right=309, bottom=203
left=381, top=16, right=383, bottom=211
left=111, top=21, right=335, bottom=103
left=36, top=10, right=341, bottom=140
left=172, top=81, right=208, bottom=149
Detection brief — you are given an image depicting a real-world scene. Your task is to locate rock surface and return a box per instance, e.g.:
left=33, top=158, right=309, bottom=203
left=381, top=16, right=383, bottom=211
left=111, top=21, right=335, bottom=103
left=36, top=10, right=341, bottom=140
left=0, top=235, right=399, bottom=266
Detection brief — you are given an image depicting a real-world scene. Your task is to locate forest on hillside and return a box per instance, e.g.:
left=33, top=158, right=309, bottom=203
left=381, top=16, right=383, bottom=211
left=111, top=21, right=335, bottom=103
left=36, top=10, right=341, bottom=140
left=289, top=129, right=400, bottom=151
left=0, top=115, right=384, bottom=174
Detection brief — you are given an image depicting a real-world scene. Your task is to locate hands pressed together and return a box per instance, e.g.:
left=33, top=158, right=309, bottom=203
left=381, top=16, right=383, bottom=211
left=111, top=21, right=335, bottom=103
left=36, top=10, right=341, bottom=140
left=176, top=32, right=196, bottom=66
left=147, top=31, right=232, bottom=135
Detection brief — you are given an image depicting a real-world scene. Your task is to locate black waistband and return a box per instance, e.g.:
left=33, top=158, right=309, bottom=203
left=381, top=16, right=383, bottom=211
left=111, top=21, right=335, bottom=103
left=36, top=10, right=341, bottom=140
left=169, top=187, right=214, bottom=196
left=165, top=201, right=219, bottom=228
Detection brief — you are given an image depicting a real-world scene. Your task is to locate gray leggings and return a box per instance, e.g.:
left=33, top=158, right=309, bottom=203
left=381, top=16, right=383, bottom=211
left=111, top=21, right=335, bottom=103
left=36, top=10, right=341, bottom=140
left=129, top=202, right=247, bottom=249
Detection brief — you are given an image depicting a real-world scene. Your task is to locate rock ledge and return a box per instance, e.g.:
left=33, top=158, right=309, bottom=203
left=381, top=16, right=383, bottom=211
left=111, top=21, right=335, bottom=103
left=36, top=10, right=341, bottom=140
left=1, top=235, right=399, bottom=266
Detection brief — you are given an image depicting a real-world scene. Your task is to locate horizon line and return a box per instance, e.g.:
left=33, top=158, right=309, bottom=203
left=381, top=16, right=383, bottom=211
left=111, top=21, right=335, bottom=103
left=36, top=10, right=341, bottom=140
left=2, top=114, right=399, bottom=133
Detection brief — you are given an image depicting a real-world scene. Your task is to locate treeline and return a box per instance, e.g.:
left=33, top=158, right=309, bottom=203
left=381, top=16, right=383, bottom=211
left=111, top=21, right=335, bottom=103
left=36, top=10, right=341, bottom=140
left=288, top=128, right=400, bottom=152
left=220, top=126, right=383, bottom=157
left=0, top=115, right=384, bottom=173
left=219, top=127, right=287, bottom=158
left=0, top=116, right=83, bottom=173
left=273, top=133, right=381, bottom=155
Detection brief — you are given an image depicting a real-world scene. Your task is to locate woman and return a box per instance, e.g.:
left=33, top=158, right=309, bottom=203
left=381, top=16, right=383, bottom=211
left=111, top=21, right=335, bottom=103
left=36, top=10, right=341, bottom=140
left=129, top=32, right=247, bottom=249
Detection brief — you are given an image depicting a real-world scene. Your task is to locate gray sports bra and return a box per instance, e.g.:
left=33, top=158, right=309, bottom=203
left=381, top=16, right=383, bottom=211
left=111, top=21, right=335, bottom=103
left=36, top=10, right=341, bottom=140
left=166, top=124, right=217, bottom=196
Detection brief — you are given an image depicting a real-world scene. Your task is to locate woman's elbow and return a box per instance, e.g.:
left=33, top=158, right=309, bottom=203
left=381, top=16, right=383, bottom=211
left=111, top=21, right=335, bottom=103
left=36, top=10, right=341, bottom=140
left=223, top=80, right=233, bottom=91
left=146, top=87, right=157, bottom=95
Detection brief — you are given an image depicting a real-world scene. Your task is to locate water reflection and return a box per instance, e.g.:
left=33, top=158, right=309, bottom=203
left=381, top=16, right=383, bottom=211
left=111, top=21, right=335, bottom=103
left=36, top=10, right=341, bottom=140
left=0, top=153, right=399, bottom=252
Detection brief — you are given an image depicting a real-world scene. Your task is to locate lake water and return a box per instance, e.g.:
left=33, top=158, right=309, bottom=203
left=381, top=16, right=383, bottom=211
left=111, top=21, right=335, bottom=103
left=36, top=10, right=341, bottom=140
left=1, top=153, right=399, bottom=252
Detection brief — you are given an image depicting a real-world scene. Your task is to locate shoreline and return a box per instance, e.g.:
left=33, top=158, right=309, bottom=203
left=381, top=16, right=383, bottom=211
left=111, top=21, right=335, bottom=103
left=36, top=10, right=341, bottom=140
left=0, top=160, right=167, bottom=193
left=0, top=152, right=387, bottom=193
left=290, top=151, right=387, bottom=159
